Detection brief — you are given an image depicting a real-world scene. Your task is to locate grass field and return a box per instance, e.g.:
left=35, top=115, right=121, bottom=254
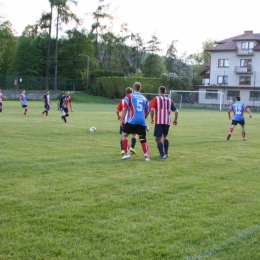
left=1, top=96, right=260, bottom=260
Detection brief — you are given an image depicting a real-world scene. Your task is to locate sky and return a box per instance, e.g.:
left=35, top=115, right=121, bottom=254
left=1, top=0, right=260, bottom=57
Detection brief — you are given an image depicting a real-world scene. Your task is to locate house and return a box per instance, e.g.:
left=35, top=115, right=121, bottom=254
left=199, top=61, right=210, bottom=86
left=198, top=30, right=260, bottom=107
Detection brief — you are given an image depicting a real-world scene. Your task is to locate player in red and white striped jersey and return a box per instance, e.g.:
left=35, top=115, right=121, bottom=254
left=116, top=87, right=137, bottom=155
left=150, top=86, right=178, bottom=159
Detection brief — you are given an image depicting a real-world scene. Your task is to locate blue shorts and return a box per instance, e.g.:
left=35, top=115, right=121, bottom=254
left=44, top=104, right=50, bottom=109
left=60, top=107, right=68, bottom=113
left=154, top=124, right=170, bottom=137
left=22, top=104, right=27, bottom=108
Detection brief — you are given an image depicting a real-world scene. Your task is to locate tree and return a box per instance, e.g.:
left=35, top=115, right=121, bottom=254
left=59, top=28, right=97, bottom=79
left=38, top=7, right=54, bottom=89
left=130, top=32, right=145, bottom=71
left=89, top=2, right=112, bottom=63
left=0, top=21, right=17, bottom=75
left=189, top=39, right=215, bottom=85
left=141, top=54, right=165, bottom=78
left=141, top=33, right=164, bottom=77
left=164, top=40, right=178, bottom=73
left=12, top=35, right=45, bottom=76
left=52, top=0, right=80, bottom=90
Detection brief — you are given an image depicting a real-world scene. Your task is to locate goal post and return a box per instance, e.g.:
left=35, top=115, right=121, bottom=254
left=168, top=90, right=225, bottom=111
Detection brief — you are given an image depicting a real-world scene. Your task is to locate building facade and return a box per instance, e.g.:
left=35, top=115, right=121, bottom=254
left=198, top=30, right=260, bottom=107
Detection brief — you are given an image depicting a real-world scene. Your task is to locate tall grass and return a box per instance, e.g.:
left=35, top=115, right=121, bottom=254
left=0, top=99, right=260, bottom=259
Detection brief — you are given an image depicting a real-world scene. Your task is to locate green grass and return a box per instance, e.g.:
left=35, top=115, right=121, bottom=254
left=0, top=99, right=260, bottom=260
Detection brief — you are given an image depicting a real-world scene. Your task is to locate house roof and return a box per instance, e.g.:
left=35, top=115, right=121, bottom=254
left=205, top=31, right=260, bottom=52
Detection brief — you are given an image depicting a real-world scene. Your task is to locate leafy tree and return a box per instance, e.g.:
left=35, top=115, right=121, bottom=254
left=146, top=33, right=162, bottom=54
left=0, top=21, right=17, bottom=75
left=130, top=33, right=146, bottom=71
left=89, top=2, right=112, bottom=62
left=59, top=28, right=97, bottom=79
left=141, top=54, right=165, bottom=78
left=12, top=35, right=46, bottom=76
left=22, top=24, right=39, bottom=38
left=189, top=39, right=215, bottom=85
left=141, top=33, right=164, bottom=77
left=164, top=40, right=178, bottom=73
left=52, top=0, right=80, bottom=90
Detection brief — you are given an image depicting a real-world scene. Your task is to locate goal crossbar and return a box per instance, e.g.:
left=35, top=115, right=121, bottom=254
left=169, top=90, right=225, bottom=111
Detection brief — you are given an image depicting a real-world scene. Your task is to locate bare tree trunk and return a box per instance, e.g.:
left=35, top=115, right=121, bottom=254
left=45, top=7, right=53, bottom=90
left=54, top=8, right=59, bottom=91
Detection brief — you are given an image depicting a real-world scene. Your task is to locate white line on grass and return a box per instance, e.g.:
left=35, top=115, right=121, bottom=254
left=187, top=224, right=260, bottom=260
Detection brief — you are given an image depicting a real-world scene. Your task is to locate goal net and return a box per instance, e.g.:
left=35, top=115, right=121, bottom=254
left=168, top=90, right=225, bottom=111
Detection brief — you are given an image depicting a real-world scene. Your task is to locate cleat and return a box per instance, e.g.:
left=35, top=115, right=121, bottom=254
left=242, top=138, right=246, bottom=140
left=227, top=134, right=231, bottom=140
left=130, top=147, right=136, bottom=154
left=145, top=156, right=150, bottom=161
left=121, top=150, right=125, bottom=155
left=165, top=154, right=169, bottom=157
left=157, top=155, right=167, bottom=159
left=122, top=154, right=131, bottom=160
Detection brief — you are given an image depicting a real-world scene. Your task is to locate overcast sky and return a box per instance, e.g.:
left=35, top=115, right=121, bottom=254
left=1, top=0, right=259, bottom=56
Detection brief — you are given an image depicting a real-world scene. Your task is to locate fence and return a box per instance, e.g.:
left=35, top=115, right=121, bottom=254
left=0, top=74, right=85, bottom=91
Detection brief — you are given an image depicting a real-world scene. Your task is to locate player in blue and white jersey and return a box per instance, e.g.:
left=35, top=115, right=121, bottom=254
left=120, top=82, right=150, bottom=161
left=227, top=96, right=252, bottom=140
left=20, top=89, right=28, bottom=115
left=42, top=90, right=52, bottom=116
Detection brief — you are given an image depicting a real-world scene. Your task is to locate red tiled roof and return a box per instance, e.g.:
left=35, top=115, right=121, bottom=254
left=205, top=32, right=260, bottom=52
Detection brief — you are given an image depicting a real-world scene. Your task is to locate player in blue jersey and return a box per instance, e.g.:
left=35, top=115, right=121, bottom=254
left=57, top=91, right=73, bottom=123
left=20, top=89, right=28, bottom=115
left=227, top=96, right=252, bottom=140
left=42, top=90, right=52, bottom=116
left=120, top=82, right=150, bottom=161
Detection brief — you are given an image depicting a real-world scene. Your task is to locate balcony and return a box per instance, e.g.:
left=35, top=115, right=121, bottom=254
left=236, top=49, right=254, bottom=56
left=234, top=66, right=253, bottom=74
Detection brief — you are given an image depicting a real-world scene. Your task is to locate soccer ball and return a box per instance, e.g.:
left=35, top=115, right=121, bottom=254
left=90, top=127, right=96, bottom=132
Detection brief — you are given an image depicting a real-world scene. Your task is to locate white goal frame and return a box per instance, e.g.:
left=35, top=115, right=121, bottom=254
left=169, top=90, right=225, bottom=111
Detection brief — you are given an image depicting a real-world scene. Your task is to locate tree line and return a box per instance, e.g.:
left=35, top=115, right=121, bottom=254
left=0, top=0, right=214, bottom=92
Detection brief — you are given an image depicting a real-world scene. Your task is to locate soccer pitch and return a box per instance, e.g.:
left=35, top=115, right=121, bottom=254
left=1, top=100, right=260, bottom=259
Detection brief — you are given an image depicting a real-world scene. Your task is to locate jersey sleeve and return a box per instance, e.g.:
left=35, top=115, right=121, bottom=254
left=116, top=100, right=122, bottom=111
left=171, top=101, right=177, bottom=111
left=149, top=97, right=157, bottom=109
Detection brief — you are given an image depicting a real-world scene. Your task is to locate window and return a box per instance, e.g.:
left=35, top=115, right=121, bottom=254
left=241, top=42, right=254, bottom=49
left=217, top=76, right=228, bottom=85
left=250, top=91, right=260, bottom=101
left=240, top=59, right=252, bottom=67
left=239, top=76, right=251, bottom=85
left=227, top=90, right=240, bottom=100
left=218, top=59, right=229, bottom=67
left=206, top=90, right=218, bottom=99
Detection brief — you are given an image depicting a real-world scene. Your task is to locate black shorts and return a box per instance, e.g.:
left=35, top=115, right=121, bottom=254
left=44, top=104, right=50, bottom=109
left=22, top=105, right=27, bottom=108
left=123, top=123, right=146, bottom=136
left=232, top=119, right=245, bottom=126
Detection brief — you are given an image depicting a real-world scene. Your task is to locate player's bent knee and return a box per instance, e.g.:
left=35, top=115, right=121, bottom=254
left=139, top=135, right=147, bottom=143
left=155, top=137, right=162, bottom=143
